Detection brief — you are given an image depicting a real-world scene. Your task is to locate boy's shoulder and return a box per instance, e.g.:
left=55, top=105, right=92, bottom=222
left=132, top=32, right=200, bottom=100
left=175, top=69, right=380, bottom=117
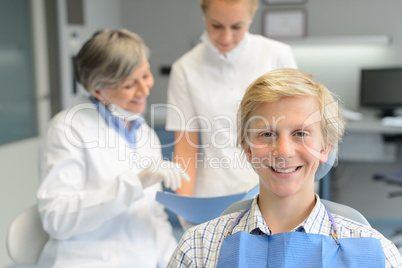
left=182, top=211, right=244, bottom=243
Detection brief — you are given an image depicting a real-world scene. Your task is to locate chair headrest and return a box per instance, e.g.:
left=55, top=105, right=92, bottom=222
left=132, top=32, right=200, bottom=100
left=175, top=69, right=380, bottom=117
left=314, top=149, right=337, bottom=182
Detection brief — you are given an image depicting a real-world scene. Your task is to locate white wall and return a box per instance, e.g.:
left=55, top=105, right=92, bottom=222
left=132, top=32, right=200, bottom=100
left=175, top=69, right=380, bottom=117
left=59, top=0, right=123, bottom=109
left=293, top=0, right=402, bottom=110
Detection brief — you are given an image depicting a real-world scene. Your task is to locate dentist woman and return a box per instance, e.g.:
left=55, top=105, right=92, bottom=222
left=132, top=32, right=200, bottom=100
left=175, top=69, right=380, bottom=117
left=166, top=0, right=297, bottom=200
left=37, top=29, right=189, bottom=268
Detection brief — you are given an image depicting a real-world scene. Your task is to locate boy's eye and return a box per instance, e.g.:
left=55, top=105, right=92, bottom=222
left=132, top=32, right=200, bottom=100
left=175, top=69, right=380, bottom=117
left=212, top=24, right=222, bottom=29
left=295, top=132, right=306, bottom=137
left=262, top=132, right=273, bottom=137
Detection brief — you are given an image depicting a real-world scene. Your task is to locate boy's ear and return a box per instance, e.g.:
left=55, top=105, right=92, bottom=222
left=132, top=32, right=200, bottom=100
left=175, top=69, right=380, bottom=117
left=319, top=144, right=331, bottom=163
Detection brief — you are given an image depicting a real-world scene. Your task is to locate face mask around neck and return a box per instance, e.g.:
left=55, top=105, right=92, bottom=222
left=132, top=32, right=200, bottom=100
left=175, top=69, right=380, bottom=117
left=97, top=92, right=142, bottom=122
left=108, top=103, right=142, bottom=122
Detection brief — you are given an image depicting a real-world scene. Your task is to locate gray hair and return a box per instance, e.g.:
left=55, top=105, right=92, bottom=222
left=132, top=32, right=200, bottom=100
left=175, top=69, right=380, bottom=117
left=74, top=29, right=150, bottom=93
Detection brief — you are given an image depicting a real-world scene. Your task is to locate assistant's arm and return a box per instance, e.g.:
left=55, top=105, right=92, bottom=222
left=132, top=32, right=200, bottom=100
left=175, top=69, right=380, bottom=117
left=174, top=131, right=199, bottom=196
left=166, top=61, right=200, bottom=196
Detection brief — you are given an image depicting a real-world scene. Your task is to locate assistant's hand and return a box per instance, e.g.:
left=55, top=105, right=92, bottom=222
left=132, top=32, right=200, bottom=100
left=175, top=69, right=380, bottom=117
left=138, top=160, right=191, bottom=191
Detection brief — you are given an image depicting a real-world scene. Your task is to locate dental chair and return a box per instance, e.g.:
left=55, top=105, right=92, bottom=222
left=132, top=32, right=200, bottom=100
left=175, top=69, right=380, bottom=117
left=6, top=204, right=49, bottom=265
left=221, top=150, right=371, bottom=226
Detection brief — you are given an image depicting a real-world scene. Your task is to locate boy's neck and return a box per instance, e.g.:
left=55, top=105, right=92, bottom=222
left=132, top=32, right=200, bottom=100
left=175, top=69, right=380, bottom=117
left=258, top=189, right=316, bottom=234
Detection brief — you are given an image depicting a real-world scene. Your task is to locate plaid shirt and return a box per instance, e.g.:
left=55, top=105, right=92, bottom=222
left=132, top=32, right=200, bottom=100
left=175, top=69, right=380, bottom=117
left=168, top=195, right=402, bottom=267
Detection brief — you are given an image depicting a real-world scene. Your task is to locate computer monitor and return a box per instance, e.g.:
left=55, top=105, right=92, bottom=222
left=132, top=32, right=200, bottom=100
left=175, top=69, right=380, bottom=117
left=360, top=67, right=402, bottom=117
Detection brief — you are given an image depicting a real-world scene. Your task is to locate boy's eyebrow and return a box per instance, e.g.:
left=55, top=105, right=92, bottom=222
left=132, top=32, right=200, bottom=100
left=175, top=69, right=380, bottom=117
left=249, top=119, right=271, bottom=129
left=301, top=124, right=314, bottom=129
left=251, top=119, right=315, bottom=131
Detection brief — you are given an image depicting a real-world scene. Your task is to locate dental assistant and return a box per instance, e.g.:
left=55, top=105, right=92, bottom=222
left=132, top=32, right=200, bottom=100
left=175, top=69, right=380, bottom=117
left=166, top=0, right=298, bottom=198
left=37, top=29, right=189, bottom=268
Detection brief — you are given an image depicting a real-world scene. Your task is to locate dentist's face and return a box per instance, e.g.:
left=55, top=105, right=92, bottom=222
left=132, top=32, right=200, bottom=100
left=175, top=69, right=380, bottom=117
left=203, top=0, right=254, bottom=54
left=94, top=61, right=154, bottom=114
left=244, top=96, right=330, bottom=199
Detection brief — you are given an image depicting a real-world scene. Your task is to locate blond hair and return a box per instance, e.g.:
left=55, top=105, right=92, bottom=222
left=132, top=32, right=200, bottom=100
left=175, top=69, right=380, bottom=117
left=200, top=0, right=258, bottom=14
left=74, top=29, right=150, bottom=93
left=238, top=68, right=345, bottom=153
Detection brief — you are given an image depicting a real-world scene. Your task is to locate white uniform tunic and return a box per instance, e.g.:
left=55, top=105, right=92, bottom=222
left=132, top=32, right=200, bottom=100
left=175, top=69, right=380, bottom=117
left=166, top=32, right=297, bottom=197
left=37, top=96, right=176, bottom=268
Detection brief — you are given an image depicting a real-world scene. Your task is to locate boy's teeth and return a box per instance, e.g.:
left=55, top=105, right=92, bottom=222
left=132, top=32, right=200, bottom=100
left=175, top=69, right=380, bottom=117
left=272, top=167, right=297, bottom=173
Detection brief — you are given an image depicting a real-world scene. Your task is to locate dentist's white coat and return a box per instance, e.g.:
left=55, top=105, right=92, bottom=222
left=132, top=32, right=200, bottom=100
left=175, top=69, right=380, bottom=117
left=37, top=96, right=176, bottom=268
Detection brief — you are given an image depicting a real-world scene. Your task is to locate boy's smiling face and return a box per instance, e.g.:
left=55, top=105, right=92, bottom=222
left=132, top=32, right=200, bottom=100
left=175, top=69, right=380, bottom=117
left=244, top=96, right=330, bottom=198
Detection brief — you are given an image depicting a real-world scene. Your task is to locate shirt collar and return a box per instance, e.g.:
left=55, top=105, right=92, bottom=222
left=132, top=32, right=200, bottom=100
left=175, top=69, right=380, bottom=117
left=240, top=196, right=270, bottom=235
left=201, top=31, right=250, bottom=61
left=299, top=194, right=328, bottom=235
left=240, top=194, right=327, bottom=236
